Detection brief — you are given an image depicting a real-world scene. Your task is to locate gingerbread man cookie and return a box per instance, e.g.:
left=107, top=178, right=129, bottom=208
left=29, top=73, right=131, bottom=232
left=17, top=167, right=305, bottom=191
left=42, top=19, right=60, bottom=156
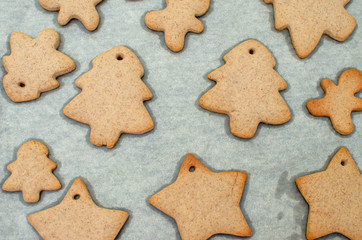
left=307, top=69, right=362, bottom=135
left=3, top=29, right=76, bottom=102
left=145, top=0, right=210, bottom=52
left=39, top=0, right=103, bottom=31
left=199, top=40, right=291, bottom=138
left=2, top=141, right=61, bottom=203
left=63, top=46, right=154, bottom=148
left=265, top=0, right=356, bottom=58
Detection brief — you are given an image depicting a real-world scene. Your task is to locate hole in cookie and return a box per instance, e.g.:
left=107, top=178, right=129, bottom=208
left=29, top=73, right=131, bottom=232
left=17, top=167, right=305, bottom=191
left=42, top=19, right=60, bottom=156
left=249, top=49, right=254, bottom=55
left=341, top=160, right=346, bottom=166
left=189, top=166, right=195, bottom=172
left=19, top=82, right=25, bottom=88
left=73, top=194, right=80, bottom=200
left=116, top=55, right=123, bottom=61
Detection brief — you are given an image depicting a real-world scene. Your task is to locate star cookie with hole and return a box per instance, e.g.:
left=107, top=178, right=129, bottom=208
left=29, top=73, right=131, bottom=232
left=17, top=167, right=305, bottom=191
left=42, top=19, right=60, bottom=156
left=2, top=140, right=61, bottom=203
left=145, top=0, right=210, bottom=52
left=264, top=0, right=356, bottom=58
left=296, top=147, right=362, bottom=240
left=28, top=178, right=129, bottom=239
left=199, top=40, right=291, bottom=139
left=63, top=46, right=154, bottom=149
left=149, top=154, right=252, bottom=240
left=2, top=29, right=76, bottom=102
left=38, top=0, right=103, bottom=31
left=307, top=69, right=362, bottom=135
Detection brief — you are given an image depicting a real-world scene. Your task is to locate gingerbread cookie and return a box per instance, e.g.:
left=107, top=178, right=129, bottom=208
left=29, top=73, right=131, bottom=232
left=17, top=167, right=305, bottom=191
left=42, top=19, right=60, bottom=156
left=3, top=29, right=76, bottom=102
left=63, top=46, right=154, bottom=149
left=149, top=154, right=252, bottom=240
left=296, top=147, right=361, bottom=240
left=307, top=69, right=362, bottom=135
left=2, top=141, right=61, bottom=203
left=199, top=40, right=291, bottom=139
left=264, top=0, right=357, bottom=58
left=28, top=178, right=129, bottom=239
left=38, top=0, right=103, bottom=31
left=144, top=0, right=210, bottom=52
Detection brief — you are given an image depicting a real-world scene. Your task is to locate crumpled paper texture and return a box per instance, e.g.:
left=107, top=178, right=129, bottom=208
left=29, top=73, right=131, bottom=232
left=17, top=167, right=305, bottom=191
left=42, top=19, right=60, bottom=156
left=0, top=0, right=361, bottom=239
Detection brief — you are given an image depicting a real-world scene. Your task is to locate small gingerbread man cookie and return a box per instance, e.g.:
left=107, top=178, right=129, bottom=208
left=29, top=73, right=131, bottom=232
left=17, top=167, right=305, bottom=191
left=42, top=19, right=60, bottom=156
left=145, top=0, right=210, bottom=52
left=2, top=29, right=76, bottom=102
left=39, top=0, right=103, bottom=31
left=307, top=69, right=362, bottom=135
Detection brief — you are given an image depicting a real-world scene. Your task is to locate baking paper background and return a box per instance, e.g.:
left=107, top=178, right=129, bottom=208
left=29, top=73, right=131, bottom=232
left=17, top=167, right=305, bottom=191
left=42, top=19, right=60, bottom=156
left=0, top=0, right=361, bottom=239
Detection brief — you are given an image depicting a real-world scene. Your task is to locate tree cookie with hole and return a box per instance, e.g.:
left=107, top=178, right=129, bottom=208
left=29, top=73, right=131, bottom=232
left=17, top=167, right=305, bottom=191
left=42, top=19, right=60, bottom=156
left=3, top=29, right=76, bottom=102
left=144, top=0, right=210, bottom=52
left=307, top=69, right=362, bottom=135
left=39, top=0, right=103, bottom=31
left=264, top=0, right=356, bottom=58
left=296, top=147, right=361, bottom=240
left=63, top=46, right=154, bottom=149
left=199, top=40, right=291, bottom=139
left=28, top=178, right=129, bottom=239
left=149, top=154, right=252, bottom=240
left=2, top=140, right=61, bottom=203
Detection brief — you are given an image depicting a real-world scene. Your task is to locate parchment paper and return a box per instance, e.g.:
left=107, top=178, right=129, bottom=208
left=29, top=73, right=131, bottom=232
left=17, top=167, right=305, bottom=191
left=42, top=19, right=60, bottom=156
left=0, top=0, right=361, bottom=239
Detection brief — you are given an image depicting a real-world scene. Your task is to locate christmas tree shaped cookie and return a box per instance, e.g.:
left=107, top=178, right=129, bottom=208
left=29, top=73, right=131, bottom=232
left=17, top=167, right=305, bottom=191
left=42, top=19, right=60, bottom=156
left=145, top=0, right=210, bottom=52
left=199, top=40, right=291, bottom=139
left=28, top=178, right=129, bottom=239
left=2, top=141, right=61, bottom=203
left=307, top=69, right=362, bottom=135
left=265, top=0, right=356, bottom=58
left=3, top=29, right=76, bottom=102
left=296, top=147, right=361, bottom=240
left=63, top=46, right=154, bottom=149
left=38, top=0, right=103, bottom=31
left=150, top=154, right=252, bottom=240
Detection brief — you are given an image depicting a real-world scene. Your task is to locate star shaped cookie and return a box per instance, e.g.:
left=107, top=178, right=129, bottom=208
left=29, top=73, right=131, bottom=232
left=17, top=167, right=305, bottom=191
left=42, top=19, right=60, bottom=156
left=265, top=0, right=356, bottom=58
left=28, top=178, right=129, bottom=239
left=3, top=29, right=76, bottom=102
left=307, top=69, right=362, bottom=135
left=38, top=0, right=103, bottom=31
left=149, top=154, right=252, bottom=240
left=296, top=147, right=361, bottom=240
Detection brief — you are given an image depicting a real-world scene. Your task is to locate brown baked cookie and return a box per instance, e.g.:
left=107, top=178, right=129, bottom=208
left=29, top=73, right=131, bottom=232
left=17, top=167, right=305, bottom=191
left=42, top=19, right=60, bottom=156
left=307, top=69, right=362, bottom=135
left=38, top=0, right=103, bottom=31
left=63, top=46, right=154, bottom=149
left=2, top=29, right=76, bottom=102
left=2, top=140, right=61, bottom=203
left=28, top=178, right=129, bottom=239
left=144, top=0, right=210, bottom=52
left=265, top=0, right=356, bottom=58
left=199, top=40, right=291, bottom=139
left=296, top=147, right=361, bottom=240
left=149, top=154, right=252, bottom=240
